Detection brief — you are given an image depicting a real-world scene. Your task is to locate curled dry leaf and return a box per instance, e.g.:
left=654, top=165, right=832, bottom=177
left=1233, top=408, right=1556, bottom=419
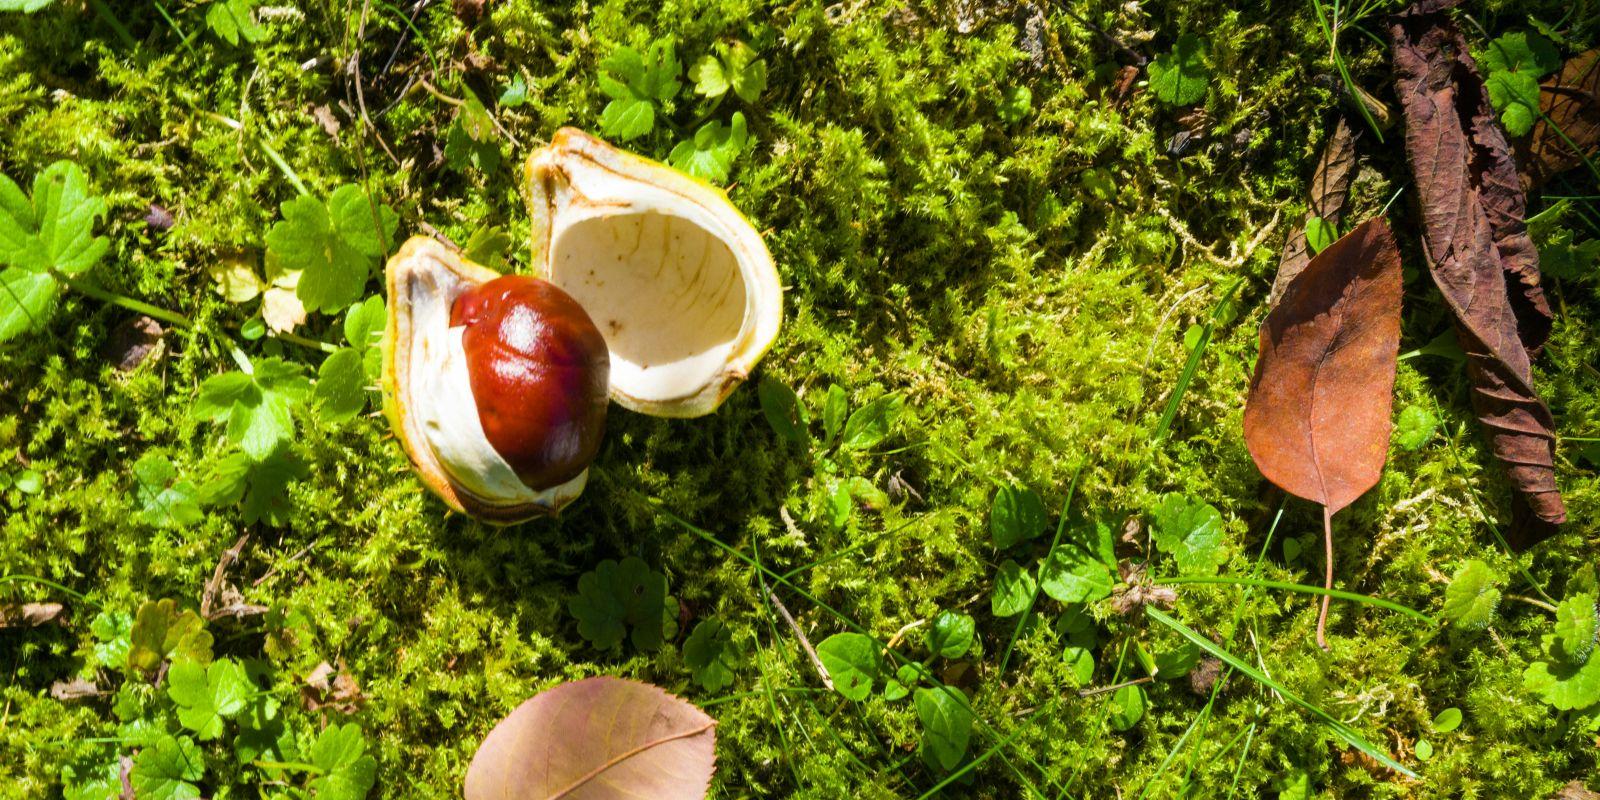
left=465, top=676, right=716, bottom=800
left=1389, top=2, right=1566, bottom=548
left=1272, top=116, right=1359, bottom=304
left=1244, top=218, right=1402, bottom=647
left=1517, top=49, right=1600, bottom=191
left=0, top=601, right=65, bottom=628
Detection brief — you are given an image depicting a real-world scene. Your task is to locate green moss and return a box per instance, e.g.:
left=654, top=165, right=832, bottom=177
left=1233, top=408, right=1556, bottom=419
left=1, top=0, right=1598, bottom=797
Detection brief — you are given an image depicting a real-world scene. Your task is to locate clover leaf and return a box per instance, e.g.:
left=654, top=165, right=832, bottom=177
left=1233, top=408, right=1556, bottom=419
left=265, top=185, right=397, bottom=314
left=1441, top=560, right=1501, bottom=630
left=132, top=453, right=204, bottom=529
left=130, top=734, right=205, bottom=800
left=1148, top=34, right=1209, bottom=106
left=90, top=609, right=133, bottom=671
left=669, top=112, right=750, bottom=183
left=0, top=161, right=109, bottom=341
left=308, top=723, right=378, bottom=800
left=990, top=483, right=1047, bottom=548
left=194, top=358, right=312, bottom=460
left=691, top=41, right=768, bottom=103
left=129, top=599, right=213, bottom=672
left=683, top=618, right=740, bottom=691
left=816, top=632, right=879, bottom=701
left=598, top=40, right=682, bottom=141
left=1149, top=493, right=1227, bottom=574
left=915, top=686, right=973, bottom=771
left=206, top=0, right=266, bottom=46
left=1480, top=31, right=1560, bottom=136
left=168, top=657, right=254, bottom=740
left=567, top=557, right=674, bottom=651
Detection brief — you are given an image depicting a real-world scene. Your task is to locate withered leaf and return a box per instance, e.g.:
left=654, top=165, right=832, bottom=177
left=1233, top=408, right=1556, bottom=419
left=465, top=676, right=716, bottom=800
left=1389, top=4, right=1566, bottom=548
left=1246, top=218, right=1403, bottom=515
left=1273, top=116, right=1360, bottom=304
left=1245, top=217, right=1402, bottom=648
left=1517, top=49, right=1600, bottom=191
left=0, top=602, right=65, bottom=628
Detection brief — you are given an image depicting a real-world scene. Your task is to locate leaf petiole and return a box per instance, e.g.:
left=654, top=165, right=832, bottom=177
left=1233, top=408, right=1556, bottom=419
left=53, top=273, right=192, bottom=330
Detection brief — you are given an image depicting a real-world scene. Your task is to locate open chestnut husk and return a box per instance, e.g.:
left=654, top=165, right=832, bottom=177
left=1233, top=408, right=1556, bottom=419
left=385, top=128, right=783, bottom=521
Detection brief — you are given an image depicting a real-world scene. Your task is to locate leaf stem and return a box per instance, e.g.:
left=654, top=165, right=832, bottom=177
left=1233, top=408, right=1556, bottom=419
left=1317, top=505, right=1333, bottom=650
left=271, top=330, right=340, bottom=354
left=54, top=274, right=193, bottom=330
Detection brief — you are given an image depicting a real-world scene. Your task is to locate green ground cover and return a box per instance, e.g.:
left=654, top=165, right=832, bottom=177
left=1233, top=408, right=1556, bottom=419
left=1, top=1, right=1598, bottom=797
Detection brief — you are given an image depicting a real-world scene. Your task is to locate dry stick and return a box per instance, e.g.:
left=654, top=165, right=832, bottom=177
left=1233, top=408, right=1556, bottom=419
left=252, top=542, right=317, bottom=587
left=1077, top=676, right=1153, bottom=698
left=768, top=590, right=833, bottom=691
left=200, top=534, right=251, bottom=620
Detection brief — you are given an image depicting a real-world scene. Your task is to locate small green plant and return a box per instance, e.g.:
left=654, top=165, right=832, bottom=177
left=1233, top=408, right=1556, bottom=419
left=682, top=618, right=740, bottom=691
left=567, top=556, right=679, bottom=651
left=1441, top=560, right=1501, bottom=630
left=757, top=378, right=906, bottom=530
left=594, top=37, right=768, bottom=183
left=1480, top=30, right=1560, bottom=136
left=1148, top=493, right=1227, bottom=575
left=444, top=91, right=503, bottom=174
left=264, top=185, right=399, bottom=316
left=205, top=0, right=266, bottom=46
left=313, top=296, right=387, bottom=423
left=1523, top=589, right=1600, bottom=711
left=65, top=600, right=375, bottom=800
left=1393, top=405, right=1439, bottom=451
left=1147, top=34, right=1209, bottom=106
left=0, top=161, right=112, bottom=341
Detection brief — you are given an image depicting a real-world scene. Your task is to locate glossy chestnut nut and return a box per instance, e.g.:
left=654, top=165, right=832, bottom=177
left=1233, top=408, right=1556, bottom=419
left=450, top=275, right=611, bottom=490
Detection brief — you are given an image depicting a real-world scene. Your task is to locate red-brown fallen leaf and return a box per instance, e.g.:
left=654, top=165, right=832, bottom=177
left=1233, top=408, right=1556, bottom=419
left=1389, top=2, right=1566, bottom=548
left=1517, top=49, right=1600, bottom=191
left=465, top=676, right=717, bottom=800
left=1244, top=218, right=1403, bottom=647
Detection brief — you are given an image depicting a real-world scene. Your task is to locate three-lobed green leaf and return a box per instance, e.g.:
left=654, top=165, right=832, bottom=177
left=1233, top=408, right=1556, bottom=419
left=167, top=658, right=254, bottom=740
left=132, top=453, right=204, bottom=528
left=1149, top=493, right=1227, bottom=574
left=206, top=0, right=267, bottom=46
left=1480, top=31, right=1561, bottom=136
left=131, top=734, right=205, bottom=800
left=682, top=618, right=739, bottom=691
left=567, top=557, right=674, bottom=651
left=0, top=160, right=110, bottom=341
left=1148, top=34, right=1209, bottom=106
left=194, top=358, right=312, bottom=460
left=308, top=723, right=379, bottom=800
left=598, top=41, right=683, bottom=141
left=669, top=112, right=750, bottom=183
left=265, top=185, right=397, bottom=314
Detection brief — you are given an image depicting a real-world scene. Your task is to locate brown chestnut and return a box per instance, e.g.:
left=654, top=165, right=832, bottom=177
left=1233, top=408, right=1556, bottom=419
left=450, top=275, right=611, bottom=491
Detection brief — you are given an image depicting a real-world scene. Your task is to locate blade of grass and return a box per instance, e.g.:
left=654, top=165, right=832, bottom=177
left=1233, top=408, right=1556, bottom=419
left=1155, top=575, right=1436, bottom=625
left=1145, top=606, right=1416, bottom=778
left=999, top=463, right=1084, bottom=674
left=1154, top=279, right=1242, bottom=442
left=1222, top=722, right=1259, bottom=799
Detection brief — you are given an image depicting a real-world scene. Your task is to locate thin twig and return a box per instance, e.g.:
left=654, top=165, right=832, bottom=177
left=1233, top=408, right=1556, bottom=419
left=1078, top=676, right=1153, bottom=698
left=252, top=542, right=317, bottom=587
left=768, top=590, right=833, bottom=691
left=200, top=534, right=250, bottom=619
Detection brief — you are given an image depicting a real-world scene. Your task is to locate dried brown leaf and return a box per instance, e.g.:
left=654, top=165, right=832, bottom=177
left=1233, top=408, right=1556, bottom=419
left=50, top=677, right=101, bottom=700
left=0, top=602, right=65, bottom=628
left=1389, top=4, right=1565, bottom=547
left=1518, top=49, right=1600, bottom=191
left=1273, top=117, right=1361, bottom=304
left=465, top=676, right=716, bottom=800
left=1246, top=218, right=1403, bottom=514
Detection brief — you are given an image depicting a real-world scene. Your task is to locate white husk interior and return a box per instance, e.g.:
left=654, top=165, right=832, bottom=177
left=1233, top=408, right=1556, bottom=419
left=546, top=161, right=750, bottom=404
left=405, top=261, right=585, bottom=504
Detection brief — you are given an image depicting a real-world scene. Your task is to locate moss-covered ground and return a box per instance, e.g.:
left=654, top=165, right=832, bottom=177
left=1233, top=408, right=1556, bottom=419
left=2, top=0, right=1598, bottom=797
